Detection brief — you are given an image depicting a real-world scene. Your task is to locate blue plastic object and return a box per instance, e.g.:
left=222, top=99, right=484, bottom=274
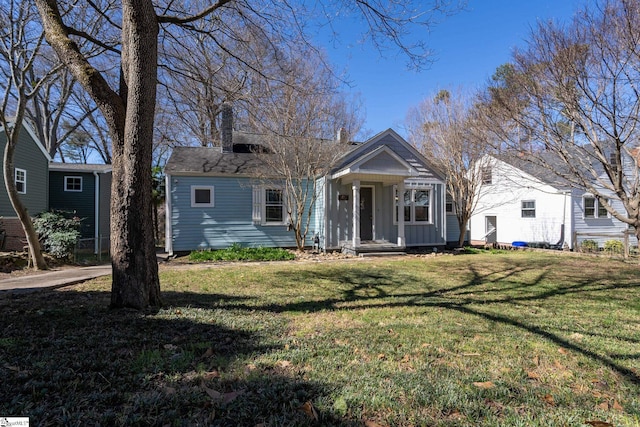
left=512, top=241, right=528, bottom=247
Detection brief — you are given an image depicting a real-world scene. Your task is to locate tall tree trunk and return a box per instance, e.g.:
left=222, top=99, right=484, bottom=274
left=110, top=1, right=161, bottom=309
left=457, top=216, right=469, bottom=248
left=2, top=135, right=48, bottom=270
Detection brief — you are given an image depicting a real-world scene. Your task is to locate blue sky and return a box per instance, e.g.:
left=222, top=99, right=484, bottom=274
left=319, top=0, right=588, bottom=137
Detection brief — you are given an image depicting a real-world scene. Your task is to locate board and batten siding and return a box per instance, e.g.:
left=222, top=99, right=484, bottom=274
left=169, top=175, right=316, bottom=252
left=0, top=128, right=49, bottom=217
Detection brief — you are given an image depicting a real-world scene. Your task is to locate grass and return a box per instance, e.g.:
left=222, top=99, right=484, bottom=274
left=188, top=243, right=296, bottom=262
left=1, top=251, right=639, bottom=426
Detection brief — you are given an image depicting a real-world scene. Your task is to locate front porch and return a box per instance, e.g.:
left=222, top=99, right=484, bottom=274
left=341, top=239, right=406, bottom=256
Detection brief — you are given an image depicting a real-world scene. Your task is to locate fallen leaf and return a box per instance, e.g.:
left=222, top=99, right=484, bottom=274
left=462, top=352, right=481, bottom=356
left=612, top=401, right=623, bottom=411
left=222, top=390, right=243, bottom=404
left=299, top=401, right=319, bottom=421
left=377, top=353, right=386, bottom=360
left=4, top=365, right=21, bottom=372
left=276, top=360, right=292, bottom=368
left=542, top=394, right=555, bottom=406
left=585, top=421, right=614, bottom=427
left=558, top=347, right=568, bottom=355
left=473, top=381, right=495, bottom=389
left=163, top=344, right=178, bottom=350
left=204, top=387, right=222, bottom=400
left=203, top=370, right=220, bottom=380
left=527, top=371, right=541, bottom=380
left=596, top=402, right=609, bottom=411
left=201, top=348, right=214, bottom=358
left=364, top=421, right=384, bottom=427
left=400, top=354, right=411, bottom=363
left=554, top=360, right=565, bottom=370
left=532, top=355, right=540, bottom=366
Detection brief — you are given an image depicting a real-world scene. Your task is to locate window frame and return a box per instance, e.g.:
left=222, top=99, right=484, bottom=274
left=190, top=185, right=215, bottom=208
left=481, top=166, right=492, bottom=185
left=262, top=187, right=286, bottom=225
left=521, top=200, right=536, bottom=218
left=64, top=176, right=83, bottom=192
left=394, top=186, right=433, bottom=225
left=15, top=168, right=26, bottom=194
left=583, top=196, right=609, bottom=219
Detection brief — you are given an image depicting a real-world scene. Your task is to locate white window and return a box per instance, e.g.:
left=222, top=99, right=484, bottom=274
left=15, top=168, right=26, bottom=194
left=190, top=186, right=214, bottom=207
left=584, top=196, right=608, bottom=218
left=64, top=176, right=83, bottom=192
left=394, top=186, right=432, bottom=224
left=446, top=199, right=455, bottom=215
left=253, top=186, right=286, bottom=225
left=481, top=166, right=492, bottom=185
left=521, top=200, right=536, bottom=218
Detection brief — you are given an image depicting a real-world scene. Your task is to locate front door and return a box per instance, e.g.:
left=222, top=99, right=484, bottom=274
left=360, top=187, right=373, bottom=241
left=485, top=216, right=497, bottom=244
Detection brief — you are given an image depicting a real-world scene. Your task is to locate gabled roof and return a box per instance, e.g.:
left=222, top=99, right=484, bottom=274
left=1, top=121, right=52, bottom=161
left=165, top=146, right=273, bottom=176
left=333, top=128, right=445, bottom=182
left=332, top=144, right=420, bottom=183
left=49, top=163, right=112, bottom=173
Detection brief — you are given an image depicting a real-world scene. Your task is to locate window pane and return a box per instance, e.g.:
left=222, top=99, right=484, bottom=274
left=598, top=199, right=608, bottom=218
left=266, top=189, right=282, bottom=204
left=265, top=206, right=283, bottom=222
left=194, top=188, right=211, bottom=204
left=584, top=197, right=595, bottom=218
left=404, top=191, right=411, bottom=222
left=414, top=190, right=430, bottom=221
left=482, top=167, right=492, bottom=184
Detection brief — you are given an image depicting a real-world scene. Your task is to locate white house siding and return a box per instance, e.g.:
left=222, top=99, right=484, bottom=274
left=169, top=175, right=314, bottom=252
left=470, top=157, right=571, bottom=247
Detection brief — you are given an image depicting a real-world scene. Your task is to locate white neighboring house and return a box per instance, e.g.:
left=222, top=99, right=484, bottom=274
left=470, top=155, right=572, bottom=248
left=470, top=154, right=638, bottom=250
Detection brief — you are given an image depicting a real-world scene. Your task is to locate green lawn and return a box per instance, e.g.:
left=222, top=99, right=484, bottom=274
left=1, top=252, right=639, bottom=426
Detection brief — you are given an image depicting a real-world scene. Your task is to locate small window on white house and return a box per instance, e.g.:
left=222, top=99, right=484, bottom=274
left=584, top=196, right=608, bottom=218
left=15, top=168, right=26, bottom=194
left=521, top=200, right=536, bottom=218
left=190, top=186, right=214, bottom=207
left=481, top=167, right=492, bottom=185
left=446, top=198, right=455, bottom=214
left=64, top=176, right=83, bottom=192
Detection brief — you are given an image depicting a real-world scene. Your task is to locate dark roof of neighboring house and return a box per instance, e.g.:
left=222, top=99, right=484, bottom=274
left=165, top=146, right=270, bottom=176
left=49, top=163, right=112, bottom=173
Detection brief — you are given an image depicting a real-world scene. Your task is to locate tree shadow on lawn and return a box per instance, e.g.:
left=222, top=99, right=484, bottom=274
left=0, top=289, right=358, bottom=426
left=218, top=262, right=640, bottom=388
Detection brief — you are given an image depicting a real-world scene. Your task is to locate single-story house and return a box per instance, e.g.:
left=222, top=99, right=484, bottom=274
left=470, top=154, right=638, bottom=250
left=164, top=123, right=455, bottom=254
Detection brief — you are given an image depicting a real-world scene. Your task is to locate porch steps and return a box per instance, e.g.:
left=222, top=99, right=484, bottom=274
left=359, top=251, right=407, bottom=258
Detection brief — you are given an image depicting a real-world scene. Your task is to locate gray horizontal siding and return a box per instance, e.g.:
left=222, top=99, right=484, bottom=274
left=572, top=189, right=638, bottom=248
left=170, top=176, right=314, bottom=251
left=0, top=129, right=49, bottom=217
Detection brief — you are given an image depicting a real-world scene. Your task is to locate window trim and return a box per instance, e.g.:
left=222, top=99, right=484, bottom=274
left=190, top=185, right=215, bottom=208
left=394, top=185, right=433, bottom=225
left=481, top=166, right=492, bottom=185
left=583, top=196, right=609, bottom=219
left=64, top=176, right=83, bottom=192
left=15, top=168, right=26, bottom=194
left=262, top=187, right=286, bottom=226
left=521, top=200, right=536, bottom=218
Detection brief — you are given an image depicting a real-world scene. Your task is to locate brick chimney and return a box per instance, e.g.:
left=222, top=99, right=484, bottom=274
left=221, top=103, right=233, bottom=153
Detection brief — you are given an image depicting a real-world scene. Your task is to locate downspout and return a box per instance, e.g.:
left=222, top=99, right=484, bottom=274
left=555, top=190, right=568, bottom=248
left=442, top=182, right=447, bottom=245
left=93, top=171, right=100, bottom=254
left=323, top=176, right=329, bottom=253
left=165, top=173, right=173, bottom=255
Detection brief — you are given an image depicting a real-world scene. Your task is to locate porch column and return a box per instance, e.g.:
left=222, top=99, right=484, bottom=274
left=397, top=180, right=406, bottom=247
left=352, top=180, right=361, bottom=248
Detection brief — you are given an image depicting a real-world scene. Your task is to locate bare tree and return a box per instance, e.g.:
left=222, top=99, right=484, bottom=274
left=0, top=0, right=59, bottom=270
left=250, top=48, right=364, bottom=250
left=406, top=89, right=492, bottom=247
left=34, top=0, right=461, bottom=309
left=481, top=0, right=640, bottom=246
